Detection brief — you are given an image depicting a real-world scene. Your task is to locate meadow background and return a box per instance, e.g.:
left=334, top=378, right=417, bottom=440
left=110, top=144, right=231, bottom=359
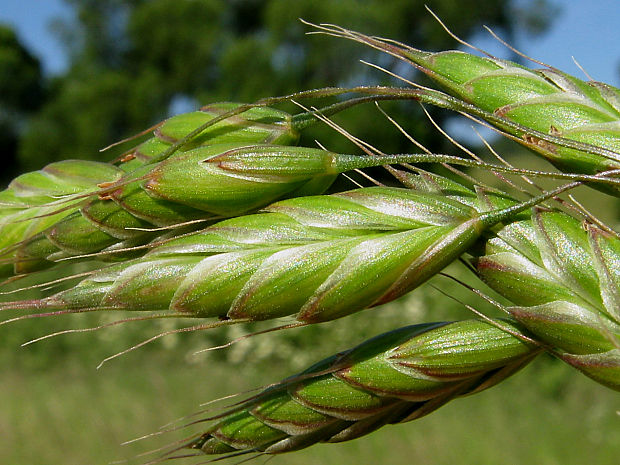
left=1, top=1, right=619, bottom=463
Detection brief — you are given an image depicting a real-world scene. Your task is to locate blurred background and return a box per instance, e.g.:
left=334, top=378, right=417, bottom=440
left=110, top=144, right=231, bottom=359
left=1, top=1, right=619, bottom=464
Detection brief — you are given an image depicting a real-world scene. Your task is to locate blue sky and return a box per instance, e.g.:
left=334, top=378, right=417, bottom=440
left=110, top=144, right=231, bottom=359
left=1, top=0, right=619, bottom=85
left=1, top=0, right=72, bottom=74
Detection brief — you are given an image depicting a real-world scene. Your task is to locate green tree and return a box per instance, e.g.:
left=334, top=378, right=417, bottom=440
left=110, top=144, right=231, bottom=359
left=0, top=25, right=45, bottom=183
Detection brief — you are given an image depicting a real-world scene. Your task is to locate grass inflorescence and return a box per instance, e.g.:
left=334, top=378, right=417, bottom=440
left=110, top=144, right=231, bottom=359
left=1, top=12, right=619, bottom=464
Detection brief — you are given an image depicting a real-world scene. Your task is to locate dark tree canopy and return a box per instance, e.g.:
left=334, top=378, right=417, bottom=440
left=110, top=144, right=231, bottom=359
left=0, top=25, right=45, bottom=182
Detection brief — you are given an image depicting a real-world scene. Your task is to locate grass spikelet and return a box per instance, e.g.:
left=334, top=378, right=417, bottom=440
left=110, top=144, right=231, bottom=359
left=168, top=319, right=539, bottom=458
left=113, top=102, right=301, bottom=171
left=1, top=175, right=581, bottom=343
left=475, top=209, right=620, bottom=389
left=0, top=160, right=127, bottom=276
left=307, top=21, right=620, bottom=195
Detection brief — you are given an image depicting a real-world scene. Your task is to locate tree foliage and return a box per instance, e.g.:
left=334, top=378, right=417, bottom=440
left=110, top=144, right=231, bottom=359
left=0, top=25, right=45, bottom=183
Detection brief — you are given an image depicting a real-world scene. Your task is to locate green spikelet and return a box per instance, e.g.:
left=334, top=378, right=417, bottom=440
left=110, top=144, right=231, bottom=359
left=5, top=185, right=478, bottom=318
left=476, top=209, right=620, bottom=390
left=406, top=49, right=620, bottom=181
left=4, top=176, right=569, bottom=329
left=2, top=144, right=338, bottom=278
left=0, top=160, right=126, bottom=275
left=117, top=102, right=301, bottom=171
left=181, top=320, right=538, bottom=456
left=315, top=24, right=620, bottom=194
